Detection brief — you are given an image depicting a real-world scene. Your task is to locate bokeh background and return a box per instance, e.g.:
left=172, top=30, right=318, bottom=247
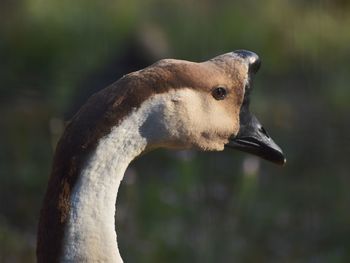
left=1, top=0, right=350, bottom=262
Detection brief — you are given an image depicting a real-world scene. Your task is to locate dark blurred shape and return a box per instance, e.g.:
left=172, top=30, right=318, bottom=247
left=66, top=24, right=170, bottom=118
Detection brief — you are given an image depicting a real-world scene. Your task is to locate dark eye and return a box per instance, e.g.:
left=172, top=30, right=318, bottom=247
left=212, top=87, right=227, bottom=100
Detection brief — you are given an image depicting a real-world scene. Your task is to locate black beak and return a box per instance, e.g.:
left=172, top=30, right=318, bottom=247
left=225, top=50, right=286, bottom=165
left=226, top=109, right=286, bottom=165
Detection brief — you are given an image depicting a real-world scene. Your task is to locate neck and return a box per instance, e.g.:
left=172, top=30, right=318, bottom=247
left=38, top=91, right=181, bottom=262
left=62, top=113, right=147, bottom=262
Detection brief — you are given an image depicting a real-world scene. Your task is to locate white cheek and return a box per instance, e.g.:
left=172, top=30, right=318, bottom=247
left=139, top=91, right=197, bottom=148
left=168, top=89, right=237, bottom=149
left=181, top=91, right=234, bottom=134
left=140, top=88, right=238, bottom=151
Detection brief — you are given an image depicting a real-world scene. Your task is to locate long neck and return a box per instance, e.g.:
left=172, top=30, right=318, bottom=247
left=38, top=92, right=176, bottom=262
left=62, top=118, right=147, bottom=262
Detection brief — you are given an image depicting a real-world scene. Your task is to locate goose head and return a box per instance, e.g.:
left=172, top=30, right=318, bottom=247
left=134, top=50, right=285, bottom=164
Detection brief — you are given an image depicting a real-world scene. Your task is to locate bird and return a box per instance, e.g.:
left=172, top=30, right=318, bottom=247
left=37, top=50, right=285, bottom=263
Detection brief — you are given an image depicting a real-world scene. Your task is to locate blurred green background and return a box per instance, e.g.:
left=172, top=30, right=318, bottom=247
left=1, top=0, right=350, bottom=262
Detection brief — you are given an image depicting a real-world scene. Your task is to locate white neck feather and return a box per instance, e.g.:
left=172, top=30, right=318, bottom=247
left=61, top=95, right=164, bottom=262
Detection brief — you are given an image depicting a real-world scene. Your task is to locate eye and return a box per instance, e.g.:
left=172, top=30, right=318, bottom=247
left=212, top=86, right=227, bottom=100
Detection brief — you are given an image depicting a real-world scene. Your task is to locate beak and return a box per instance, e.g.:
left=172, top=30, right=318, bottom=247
left=226, top=109, right=286, bottom=165
left=224, top=49, right=286, bottom=165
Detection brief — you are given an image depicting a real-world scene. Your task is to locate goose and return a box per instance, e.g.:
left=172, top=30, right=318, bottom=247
left=37, top=50, right=285, bottom=263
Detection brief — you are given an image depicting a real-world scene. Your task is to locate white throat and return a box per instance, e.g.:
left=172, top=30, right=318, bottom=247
left=62, top=116, right=147, bottom=262
left=61, top=94, right=168, bottom=262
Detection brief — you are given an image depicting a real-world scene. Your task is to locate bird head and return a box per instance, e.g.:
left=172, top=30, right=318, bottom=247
left=135, top=50, right=285, bottom=165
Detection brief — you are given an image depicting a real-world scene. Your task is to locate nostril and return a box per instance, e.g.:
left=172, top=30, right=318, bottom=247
left=259, top=126, right=270, bottom=138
